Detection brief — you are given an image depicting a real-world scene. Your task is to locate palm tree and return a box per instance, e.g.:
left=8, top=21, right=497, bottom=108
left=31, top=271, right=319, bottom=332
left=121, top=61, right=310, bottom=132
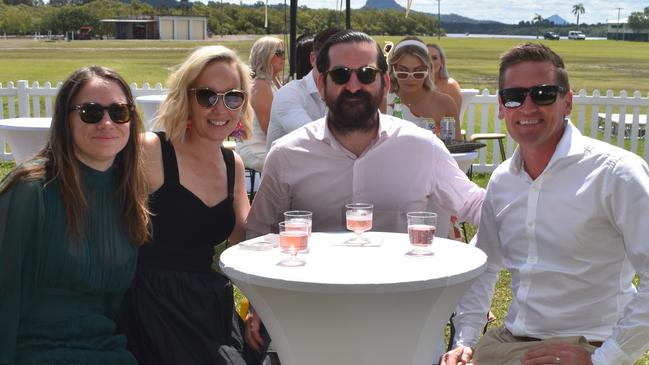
left=533, top=14, right=543, bottom=39
left=572, top=3, right=586, bottom=27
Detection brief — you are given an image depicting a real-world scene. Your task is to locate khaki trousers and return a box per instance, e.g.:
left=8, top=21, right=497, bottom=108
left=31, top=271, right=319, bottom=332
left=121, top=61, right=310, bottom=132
left=472, top=327, right=599, bottom=365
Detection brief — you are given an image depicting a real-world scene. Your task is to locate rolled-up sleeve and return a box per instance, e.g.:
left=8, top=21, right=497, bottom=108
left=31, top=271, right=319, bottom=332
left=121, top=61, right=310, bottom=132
left=430, top=145, right=485, bottom=226
left=246, top=147, right=291, bottom=238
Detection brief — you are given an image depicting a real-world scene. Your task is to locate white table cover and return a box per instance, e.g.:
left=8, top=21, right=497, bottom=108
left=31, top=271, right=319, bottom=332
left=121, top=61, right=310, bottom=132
left=221, top=232, right=486, bottom=365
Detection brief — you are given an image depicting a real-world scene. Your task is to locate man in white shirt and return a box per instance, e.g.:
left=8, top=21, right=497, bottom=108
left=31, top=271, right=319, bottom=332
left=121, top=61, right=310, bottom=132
left=265, top=28, right=339, bottom=150
left=443, top=43, right=649, bottom=365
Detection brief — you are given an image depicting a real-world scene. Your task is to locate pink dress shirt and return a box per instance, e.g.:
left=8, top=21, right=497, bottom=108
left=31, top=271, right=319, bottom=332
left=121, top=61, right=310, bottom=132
left=246, top=113, right=485, bottom=236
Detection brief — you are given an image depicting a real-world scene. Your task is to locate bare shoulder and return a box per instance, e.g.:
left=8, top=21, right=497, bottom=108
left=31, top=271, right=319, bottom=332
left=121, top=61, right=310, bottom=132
left=252, top=79, right=273, bottom=96
left=232, top=150, right=246, bottom=174
left=140, top=132, right=164, bottom=191
left=141, top=132, right=162, bottom=161
left=447, top=77, right=462, bottom=90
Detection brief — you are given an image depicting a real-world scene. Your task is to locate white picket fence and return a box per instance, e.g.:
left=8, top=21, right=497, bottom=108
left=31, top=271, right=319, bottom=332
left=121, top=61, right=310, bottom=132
left=1, top=80, right=649, bottom=172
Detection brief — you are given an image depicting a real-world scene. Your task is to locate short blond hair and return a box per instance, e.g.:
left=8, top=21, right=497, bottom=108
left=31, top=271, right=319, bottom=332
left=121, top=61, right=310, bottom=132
left=156, top=45, right=253, bottom=142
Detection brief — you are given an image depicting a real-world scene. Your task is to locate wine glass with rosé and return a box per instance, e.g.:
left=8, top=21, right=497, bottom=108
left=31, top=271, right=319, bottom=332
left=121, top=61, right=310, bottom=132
left=345, top=203, right=373, bottom=245
left=405, top=212, right=437, bottom=257
left=278, top=221, right=309, bottom=267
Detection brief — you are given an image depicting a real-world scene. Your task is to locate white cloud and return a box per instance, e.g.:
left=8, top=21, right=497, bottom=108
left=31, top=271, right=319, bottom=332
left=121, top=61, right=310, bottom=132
left=197, top=0, right=649, bottom=24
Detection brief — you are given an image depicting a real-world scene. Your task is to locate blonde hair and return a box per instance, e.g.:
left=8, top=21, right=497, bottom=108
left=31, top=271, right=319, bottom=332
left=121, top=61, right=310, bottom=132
left=249, top=36, right=283, bottom=81
left=388, top=36, right=435, bottom=93
left=426, top=43, right=450, bottom=79
left=156, top=45, right=254, bottom=143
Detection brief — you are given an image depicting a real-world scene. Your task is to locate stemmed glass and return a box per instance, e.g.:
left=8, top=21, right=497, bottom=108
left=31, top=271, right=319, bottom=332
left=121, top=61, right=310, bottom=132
left=277, top=221, right=309, bottom=266
left=284, top=210, right=313, bottom=236
left=405, top=212, right=437, bottom=257
left=345, top=203, right=373, bottom=245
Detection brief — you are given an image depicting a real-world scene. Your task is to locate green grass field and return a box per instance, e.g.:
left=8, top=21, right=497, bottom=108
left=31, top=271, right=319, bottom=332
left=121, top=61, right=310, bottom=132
left=2, top=36, right=649, bottom=93
left=1, top=35, right=649, bottom=363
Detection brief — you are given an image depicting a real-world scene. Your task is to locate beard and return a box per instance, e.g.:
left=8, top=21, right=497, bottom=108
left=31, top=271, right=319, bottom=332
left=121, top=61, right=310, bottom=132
left=325, top=84, right=383, bottom=134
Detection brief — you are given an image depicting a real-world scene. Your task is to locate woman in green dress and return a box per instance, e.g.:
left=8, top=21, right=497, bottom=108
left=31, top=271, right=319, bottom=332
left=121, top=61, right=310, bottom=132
left=0, top=66, right=150, bottom=365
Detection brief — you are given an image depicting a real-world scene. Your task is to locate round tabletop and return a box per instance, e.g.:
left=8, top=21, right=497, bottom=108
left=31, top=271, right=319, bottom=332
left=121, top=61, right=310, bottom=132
left=220, top=232, right=487, bottom=294
left=0, top=117, right=51, bottom=131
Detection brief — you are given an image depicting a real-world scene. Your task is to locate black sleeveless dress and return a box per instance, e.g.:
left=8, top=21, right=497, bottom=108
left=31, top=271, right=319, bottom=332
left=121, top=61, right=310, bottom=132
left=117, top=132, right=255, bottom=365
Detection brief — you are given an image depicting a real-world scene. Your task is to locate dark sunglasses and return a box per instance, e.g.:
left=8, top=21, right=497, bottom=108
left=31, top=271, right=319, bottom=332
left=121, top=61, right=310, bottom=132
left=326, top=66, right=381, bottom=85
left=275, top=49, right=286, bottom=57
left=499, top=84, right=567, bottom=109
left=189, top=88, right=246, bottom=110
left=70, top=102, right=133, bottom=124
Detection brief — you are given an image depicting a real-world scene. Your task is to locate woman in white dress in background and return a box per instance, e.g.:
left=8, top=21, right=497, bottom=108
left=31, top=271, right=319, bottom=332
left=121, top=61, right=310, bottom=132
left=236, top=36, right=285, bottom=172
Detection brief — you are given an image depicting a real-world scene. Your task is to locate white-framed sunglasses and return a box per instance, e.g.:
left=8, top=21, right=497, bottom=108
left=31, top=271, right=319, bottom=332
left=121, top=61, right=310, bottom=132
left=393, top=70, right=429, bottom=80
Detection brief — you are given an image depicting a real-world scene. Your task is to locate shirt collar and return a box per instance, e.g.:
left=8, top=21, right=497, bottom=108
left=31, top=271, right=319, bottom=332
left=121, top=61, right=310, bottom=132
left=305, top=70, right=319, bottom=95
left=510, top=119, right=586, bottom=174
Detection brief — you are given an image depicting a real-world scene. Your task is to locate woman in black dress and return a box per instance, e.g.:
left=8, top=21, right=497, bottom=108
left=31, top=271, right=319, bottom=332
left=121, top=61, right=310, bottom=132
left=117, top=46, right=256, bottom=364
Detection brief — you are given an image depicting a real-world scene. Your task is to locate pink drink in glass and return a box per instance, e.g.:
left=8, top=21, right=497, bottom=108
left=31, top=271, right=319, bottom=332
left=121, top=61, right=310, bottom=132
left=277, top=221, right=309, bottom=266
left=279, top=231, right=308, bottom=252
left=346, top=215, right=373, bottom=233
left=408, top=224, right=436, bottom=247
left=406, top=212, right=437, bottom=257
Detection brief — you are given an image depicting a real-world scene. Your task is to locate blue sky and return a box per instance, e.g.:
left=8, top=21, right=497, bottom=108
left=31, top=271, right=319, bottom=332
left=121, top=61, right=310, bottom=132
left=198, top=0, right=649, bottom=25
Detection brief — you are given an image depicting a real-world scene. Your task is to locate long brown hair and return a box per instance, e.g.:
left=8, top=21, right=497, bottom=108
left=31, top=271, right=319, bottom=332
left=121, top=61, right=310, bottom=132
left=0, top=66, right=150, bottom=245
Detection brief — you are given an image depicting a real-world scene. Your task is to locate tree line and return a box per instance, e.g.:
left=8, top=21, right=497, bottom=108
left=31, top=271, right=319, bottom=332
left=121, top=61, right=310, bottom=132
left=628, top=7, right=649, bottom=33
left=0, top=0, right=439, bottom=37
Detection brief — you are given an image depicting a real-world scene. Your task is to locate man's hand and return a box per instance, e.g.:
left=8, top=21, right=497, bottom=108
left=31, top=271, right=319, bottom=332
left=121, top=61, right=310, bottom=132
left=244, top=308, right=264, bottom=352
left=521, top=342, right=593, bottom=365
left=440, top=345, right=474, bottom=365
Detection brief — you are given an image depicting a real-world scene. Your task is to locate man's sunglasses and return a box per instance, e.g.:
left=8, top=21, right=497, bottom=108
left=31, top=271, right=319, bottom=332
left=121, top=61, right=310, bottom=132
left=275, top=49, right=286, bottom=57
left=71, top=103, right=133, bottom=124
left=326, top=66, right=381, bottom=85
left=499, top=85, right=567, bottom=109
left=393, top=70, right=428, bottom=80
left=189, top=88, right=246, bottom=110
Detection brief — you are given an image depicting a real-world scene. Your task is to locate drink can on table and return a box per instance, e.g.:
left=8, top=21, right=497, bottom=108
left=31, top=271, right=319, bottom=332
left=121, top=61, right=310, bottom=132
left=440, top=117, right=455, bottom=142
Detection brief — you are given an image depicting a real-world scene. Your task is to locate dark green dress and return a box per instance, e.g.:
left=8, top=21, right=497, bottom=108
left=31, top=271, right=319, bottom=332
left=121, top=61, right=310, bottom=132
left=0, top=163, right=137, bottom=365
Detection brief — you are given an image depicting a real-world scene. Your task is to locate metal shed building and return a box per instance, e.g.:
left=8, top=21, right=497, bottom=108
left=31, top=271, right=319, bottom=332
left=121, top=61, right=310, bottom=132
left=101, top=16, right=207, bottom=40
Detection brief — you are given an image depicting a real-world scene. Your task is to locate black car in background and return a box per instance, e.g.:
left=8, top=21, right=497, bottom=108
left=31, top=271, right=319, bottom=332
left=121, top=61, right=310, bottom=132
left=543, top=31, right=560, bottom=40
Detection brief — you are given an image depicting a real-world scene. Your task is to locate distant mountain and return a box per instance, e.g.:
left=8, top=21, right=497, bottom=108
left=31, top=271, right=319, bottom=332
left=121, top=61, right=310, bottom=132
left=440, top=13, right=502, bottom=24
left=362, top=0, right=403, bottom=10
left=547, top=14, right=569, bottom=25
left=362, top=0, right=503, bottom=24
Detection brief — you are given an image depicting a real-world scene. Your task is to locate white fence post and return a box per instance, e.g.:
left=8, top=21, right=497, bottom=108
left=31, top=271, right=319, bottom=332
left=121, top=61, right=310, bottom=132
left=17, top=80, right=30, bottom=118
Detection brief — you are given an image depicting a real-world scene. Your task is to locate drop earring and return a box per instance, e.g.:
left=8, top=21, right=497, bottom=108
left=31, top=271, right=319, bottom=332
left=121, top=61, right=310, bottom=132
left=230, top=120, right=244, bottom=141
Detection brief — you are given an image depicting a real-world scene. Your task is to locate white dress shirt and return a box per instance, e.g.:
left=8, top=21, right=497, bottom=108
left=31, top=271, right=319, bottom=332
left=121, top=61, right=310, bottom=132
left=247, top=113, right=484, bottom=237
left=266, top=70, right=327, bottom=150
left=453, top=122, right=649, bottom=365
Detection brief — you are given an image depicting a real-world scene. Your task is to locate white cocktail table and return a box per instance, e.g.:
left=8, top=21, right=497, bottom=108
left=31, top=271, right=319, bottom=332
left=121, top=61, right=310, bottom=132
left=220, top=232, right=487, bottom=365
left=0, top=117, right=51, bottom=163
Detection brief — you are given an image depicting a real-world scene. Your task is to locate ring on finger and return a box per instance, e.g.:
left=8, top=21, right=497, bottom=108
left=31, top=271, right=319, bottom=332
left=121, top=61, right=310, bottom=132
left=554, top=356, right=561, bottom=364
